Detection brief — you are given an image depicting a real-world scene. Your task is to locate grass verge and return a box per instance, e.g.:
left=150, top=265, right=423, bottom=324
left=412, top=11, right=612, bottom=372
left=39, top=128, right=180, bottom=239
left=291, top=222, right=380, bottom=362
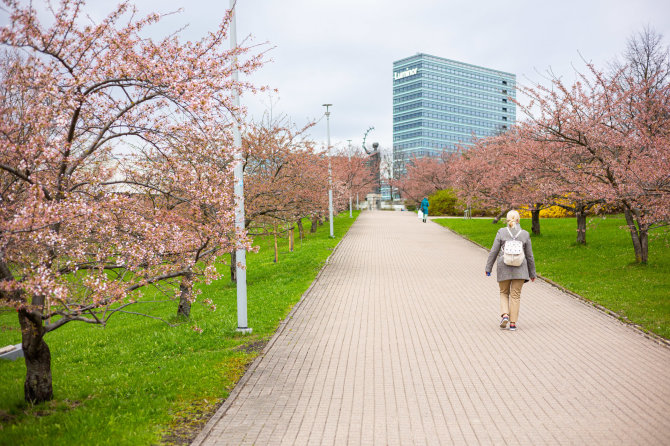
left=433, top=216, right=670, bottom=339
left=0, top=211, right=360, bottom=445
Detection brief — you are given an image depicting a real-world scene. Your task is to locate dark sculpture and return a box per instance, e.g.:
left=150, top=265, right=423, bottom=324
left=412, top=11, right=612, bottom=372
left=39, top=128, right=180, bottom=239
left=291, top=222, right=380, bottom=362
left=362, top=127, right=381, bottom=195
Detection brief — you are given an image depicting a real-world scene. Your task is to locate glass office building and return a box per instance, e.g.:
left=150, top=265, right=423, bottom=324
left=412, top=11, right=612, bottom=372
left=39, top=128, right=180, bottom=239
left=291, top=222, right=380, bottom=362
left=392, top=53, right=516, bottom=176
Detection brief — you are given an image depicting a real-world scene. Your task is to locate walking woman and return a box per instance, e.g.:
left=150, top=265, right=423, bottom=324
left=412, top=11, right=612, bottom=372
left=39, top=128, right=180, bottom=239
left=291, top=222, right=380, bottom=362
left=485, top=210, right=536, bottom=331
left=420, top=197, right=429, bottom=223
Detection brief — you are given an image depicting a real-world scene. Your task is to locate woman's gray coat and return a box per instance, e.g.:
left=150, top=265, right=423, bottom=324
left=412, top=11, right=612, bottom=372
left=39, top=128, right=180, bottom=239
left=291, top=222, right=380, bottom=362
left=485, top=226, right=537, bottom=282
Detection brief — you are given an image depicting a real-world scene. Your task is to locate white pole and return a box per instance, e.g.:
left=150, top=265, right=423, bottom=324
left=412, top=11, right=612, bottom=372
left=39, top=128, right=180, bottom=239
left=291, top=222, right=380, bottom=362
left=323, top=104, right=334, bottom=238
left=347, top=139, right=352, bottom=218
left=231, top=1, right=251, bottom=334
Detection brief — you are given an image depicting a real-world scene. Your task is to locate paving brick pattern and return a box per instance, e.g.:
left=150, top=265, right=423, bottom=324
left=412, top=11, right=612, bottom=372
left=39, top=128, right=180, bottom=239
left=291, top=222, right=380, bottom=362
left=193, top=212, right=670, bottom=445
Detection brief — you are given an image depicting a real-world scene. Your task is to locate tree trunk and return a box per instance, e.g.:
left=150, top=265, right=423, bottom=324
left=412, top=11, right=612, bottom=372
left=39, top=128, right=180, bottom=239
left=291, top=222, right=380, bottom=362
left=0, top=263, right=51, bottom=403
left=575, top=206, right=587, bottom=245
left=19, top=306, right=53, bottom=404
left=273, top=225, right=279, bottom=263
left=531, top=204, right=541, bottom=235
left=177, top=274, right=193, bottom=318
left=230, top=249, right=237, bottom=283
left=492, top=209, right=509, bottom=224
left=624, top=207, right=649, bottom=263
left=289, top=225, right=294, bottom=252
left=297, top=219, right=304, bottom=241
left=640, top=228, right=649, bottom=263
left=310, top=216, right=318, bottom=233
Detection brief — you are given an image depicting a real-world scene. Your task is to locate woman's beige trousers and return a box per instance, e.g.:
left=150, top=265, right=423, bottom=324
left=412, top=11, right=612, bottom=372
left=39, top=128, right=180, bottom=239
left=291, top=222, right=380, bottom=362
left=499, top=279, right=525, bottom=323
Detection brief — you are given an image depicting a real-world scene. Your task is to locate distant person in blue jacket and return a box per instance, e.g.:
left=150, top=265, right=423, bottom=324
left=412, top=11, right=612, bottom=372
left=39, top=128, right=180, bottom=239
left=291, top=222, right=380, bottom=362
left=420, top=197, right=429, bottom=223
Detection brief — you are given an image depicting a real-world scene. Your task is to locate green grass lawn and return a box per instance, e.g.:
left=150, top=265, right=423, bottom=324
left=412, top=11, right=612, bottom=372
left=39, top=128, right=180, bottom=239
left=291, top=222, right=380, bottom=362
left=434, top=216, right=670, bottom=339
left=0, top=211, right=359, bottom=445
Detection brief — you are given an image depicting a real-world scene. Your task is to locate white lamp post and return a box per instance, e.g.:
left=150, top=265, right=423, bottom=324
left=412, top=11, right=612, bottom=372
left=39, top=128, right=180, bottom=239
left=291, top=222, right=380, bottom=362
left=323, top=104, right=334, bottom=238
left=347, top=139, right=352, bottom=218
left=230, top=0, right=251, bottom=334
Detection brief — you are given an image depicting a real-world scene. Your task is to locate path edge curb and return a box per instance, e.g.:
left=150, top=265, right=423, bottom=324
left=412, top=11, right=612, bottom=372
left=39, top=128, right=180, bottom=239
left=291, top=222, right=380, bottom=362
left=190, top=219, right=355, bottom=445
left=436, top=222, right=670, bottom=349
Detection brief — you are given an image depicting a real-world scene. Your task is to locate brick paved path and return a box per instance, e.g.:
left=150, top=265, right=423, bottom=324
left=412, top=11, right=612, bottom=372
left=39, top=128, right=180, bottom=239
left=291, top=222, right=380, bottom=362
left=193, top=211, right=670, bottom=445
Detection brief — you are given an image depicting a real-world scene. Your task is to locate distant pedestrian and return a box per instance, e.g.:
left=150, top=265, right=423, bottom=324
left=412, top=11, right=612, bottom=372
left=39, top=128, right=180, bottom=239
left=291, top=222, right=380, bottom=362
left=420, top=197, right=429, bottom=223
left=485, top=210, right=536, bottom=331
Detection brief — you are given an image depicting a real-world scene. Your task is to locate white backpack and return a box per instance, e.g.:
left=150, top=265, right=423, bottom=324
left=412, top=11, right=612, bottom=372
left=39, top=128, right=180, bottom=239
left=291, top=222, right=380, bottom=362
left=502, top=227, right=525, bottom=266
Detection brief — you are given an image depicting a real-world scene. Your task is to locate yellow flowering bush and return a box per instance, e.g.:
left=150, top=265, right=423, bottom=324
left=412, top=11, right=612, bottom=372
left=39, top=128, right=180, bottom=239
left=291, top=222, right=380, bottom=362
left=519, top=204, right=574, bottom=218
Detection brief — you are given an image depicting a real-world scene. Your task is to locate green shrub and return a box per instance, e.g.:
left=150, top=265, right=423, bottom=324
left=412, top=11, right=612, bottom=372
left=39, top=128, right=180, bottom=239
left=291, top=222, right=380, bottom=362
left=425, top=189, right=498, bottom=217
left=427, top=189, right=463, bottom=216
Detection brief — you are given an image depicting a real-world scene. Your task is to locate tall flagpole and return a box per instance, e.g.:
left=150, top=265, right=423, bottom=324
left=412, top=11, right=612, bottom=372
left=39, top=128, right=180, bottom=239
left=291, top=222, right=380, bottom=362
left=231, top=1, right=251, bottom=334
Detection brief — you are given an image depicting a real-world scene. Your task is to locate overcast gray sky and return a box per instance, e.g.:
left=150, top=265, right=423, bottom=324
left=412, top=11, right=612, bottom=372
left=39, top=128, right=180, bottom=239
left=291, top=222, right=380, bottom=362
left=6, top=0, right=670, bottom=152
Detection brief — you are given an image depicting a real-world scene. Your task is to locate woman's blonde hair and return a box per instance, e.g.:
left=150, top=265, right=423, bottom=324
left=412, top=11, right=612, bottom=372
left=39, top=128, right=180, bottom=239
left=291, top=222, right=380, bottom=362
left=506, top=210, right=520, bottom=228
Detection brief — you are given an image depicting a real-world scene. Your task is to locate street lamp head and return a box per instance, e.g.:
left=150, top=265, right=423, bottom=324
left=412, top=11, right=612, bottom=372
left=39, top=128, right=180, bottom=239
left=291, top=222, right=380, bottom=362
left=322, top=103, right=332, bottom=116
